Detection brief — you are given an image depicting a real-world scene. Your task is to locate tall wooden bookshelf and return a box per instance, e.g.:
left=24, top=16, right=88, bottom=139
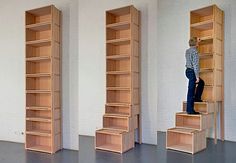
left=95, top=5, right=141, bottom=153
left=166, top=5, right=224, bottom=154
left=25, top=5, right=61, bottom=154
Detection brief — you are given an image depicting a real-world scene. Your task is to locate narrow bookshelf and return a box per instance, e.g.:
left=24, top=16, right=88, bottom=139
left=25, top=5, right=61, bottom=154
left=95, top=5, right=141, bottom=153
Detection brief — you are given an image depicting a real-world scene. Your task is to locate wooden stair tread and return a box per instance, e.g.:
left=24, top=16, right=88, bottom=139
left=168, top=127, right=198, bottom=134
left=176, top=112, right=201, bottom=117
left=183, top=101, right=210, bottom=104
left=104, top=113, right=129, bottom=117
left=96, top=128, right=125, bottom=135
left=103, top=126, right=127, bottom=131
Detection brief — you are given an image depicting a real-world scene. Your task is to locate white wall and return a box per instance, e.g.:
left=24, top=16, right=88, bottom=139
left=157, top=0, right=236, bottom=142
left=0, top=0, right=79, bottom=150
left=78, top=0, right=158, bottom=144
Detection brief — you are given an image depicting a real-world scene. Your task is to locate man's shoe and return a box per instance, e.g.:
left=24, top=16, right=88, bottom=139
left=195, top=99, right=203, bottom=102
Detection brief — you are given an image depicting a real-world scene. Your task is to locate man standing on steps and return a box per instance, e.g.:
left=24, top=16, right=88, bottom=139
left=185, top=37, right=205, bottom=114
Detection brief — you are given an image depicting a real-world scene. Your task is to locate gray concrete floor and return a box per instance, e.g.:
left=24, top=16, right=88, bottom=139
left=1, top=132, right=236, bottom=163
left=79, top=132, right=236, bottom=163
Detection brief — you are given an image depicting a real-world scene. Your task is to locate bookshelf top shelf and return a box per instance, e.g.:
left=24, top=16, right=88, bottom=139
left=106, top=6, right=131, bottom=16
left=26, top=5, right=52, bottom=16
left=191, top=5, right=213, bottom=16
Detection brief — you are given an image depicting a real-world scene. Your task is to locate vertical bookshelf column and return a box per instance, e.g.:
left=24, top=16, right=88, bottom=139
left=25, top=5, right=61, bottom=154
left=166, top=5, right=224, bottom=154
left=95, top=5, right=140, bottom=153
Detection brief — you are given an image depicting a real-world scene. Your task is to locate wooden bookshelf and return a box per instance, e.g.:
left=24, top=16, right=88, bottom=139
left=166, top=5, right=224, bottom=154
left=25, top=5, right=61, bottom=154
left=95, top=5, right=140, bottom=153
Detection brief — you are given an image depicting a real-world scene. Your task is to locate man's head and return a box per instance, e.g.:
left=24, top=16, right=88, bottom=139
left=189, top=37, right=200, bottom=47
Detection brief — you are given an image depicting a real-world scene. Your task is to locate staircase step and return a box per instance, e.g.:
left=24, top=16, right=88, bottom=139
left=105, top=105, right=139, bottom=117
left=176, top=112, right=213, bottom=130
left=95, top=129, right=134, bottom=153
left=183, top=101, right=215, bottom=113
left=166, top=127, right=206, bottom=154
left=103, top=115, right=138, bottom=132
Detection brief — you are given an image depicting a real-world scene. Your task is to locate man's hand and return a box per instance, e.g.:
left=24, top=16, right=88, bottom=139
left=196, top=77, right=200, bottom=83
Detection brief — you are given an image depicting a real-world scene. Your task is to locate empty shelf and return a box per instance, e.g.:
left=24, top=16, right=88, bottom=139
left=26, top=56, right=51, bottom=62
left=26, top=39, right=51, bottom=47
left=107, top=71, right=130, bottom=75
left=106, top=55, right=130, bottom=60
left=26, top=22, right=51, bottom=31
left=199, top=36, right=213, bottom=41
left=199, top=53, right=213, bottom=58
left=167, top=143, right=192, bottom=153
left=200, top=68, right=213, bottom=73
left=106, top=103, right=131, bottom=107
left=106, top=87, right=130, bottom=90
left=26, top=90, right=51, bottom=93
left=191, top=20, right=213, bottom=30
left=26, top=145, right=51, bottom=153
left=96, top=144, right=121, bottom=153
left=26, top=106, right=51, bottom=111
left=26, top=129, right=51, bottom=137
left=106, top=21, right=130, bottom=30
left=26, top=117, right=51, bottom=122
left=106, top=38, right=130, bottom=45
left=26, top=73, right=51, bottom=77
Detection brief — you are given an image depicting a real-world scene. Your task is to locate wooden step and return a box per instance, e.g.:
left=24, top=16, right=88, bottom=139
left=95, top=129, right=134, bottom=153
left=182, top=101, right=215, bottom=113
left=175, top=112, right=213, bottom=130
left=103, top=114, right=138, bottom=132
left=166, top=127, right=206, bottom=154
left=105, top=105, right=139, bottom=117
